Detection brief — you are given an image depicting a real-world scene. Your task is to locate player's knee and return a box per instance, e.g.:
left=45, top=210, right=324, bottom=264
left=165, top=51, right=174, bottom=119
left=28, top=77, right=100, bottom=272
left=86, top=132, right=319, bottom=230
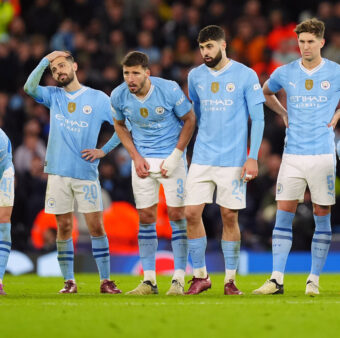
left=138, top=209, right=156, bottom=224
left=168, top=207, right=184, bottom=221
left=89, top=224, right=106, bottom=237
left=184, top=207, right=200, bottom=225
left=221, top=210, right=238, bottom=228
left=57, top=219, right=73, bottom=236
left=313, top=204, right=331, bottom=216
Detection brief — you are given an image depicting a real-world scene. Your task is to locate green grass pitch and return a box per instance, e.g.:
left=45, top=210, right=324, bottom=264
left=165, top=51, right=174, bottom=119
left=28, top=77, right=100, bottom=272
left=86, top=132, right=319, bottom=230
left=1, top=274, right=340, bottom=338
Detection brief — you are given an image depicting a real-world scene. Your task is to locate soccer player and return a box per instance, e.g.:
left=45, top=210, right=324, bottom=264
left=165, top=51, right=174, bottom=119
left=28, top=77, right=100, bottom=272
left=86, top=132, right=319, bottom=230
left=0, top=129, right=14, bottom=295
left=253, top=18, right=340, bottom=296
left=184, top=25, right=265, bottom=295
left=24, top=51, right=122, bottom=294
left=112, top=51, right=195, bottom=295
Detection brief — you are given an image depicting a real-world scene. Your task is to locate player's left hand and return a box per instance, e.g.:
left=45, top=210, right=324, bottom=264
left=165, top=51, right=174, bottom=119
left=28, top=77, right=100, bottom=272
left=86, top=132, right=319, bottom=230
left=81, top=149, right=105, bottom=162
left=241, top=158, right=258, bottom=183
left=160, top=148, right=183, bottom=178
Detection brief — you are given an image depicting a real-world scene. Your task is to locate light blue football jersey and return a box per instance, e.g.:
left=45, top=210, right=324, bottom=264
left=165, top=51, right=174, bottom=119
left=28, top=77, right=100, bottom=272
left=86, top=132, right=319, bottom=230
left=268, top=58, right=340, bottom=155
left=33, top=86, right=113, bottom=180
left=188, top=60, right=265, bottom=166
left=0, top=128, right=13, bottom=178
left=111, top=76, right=192, bottom=158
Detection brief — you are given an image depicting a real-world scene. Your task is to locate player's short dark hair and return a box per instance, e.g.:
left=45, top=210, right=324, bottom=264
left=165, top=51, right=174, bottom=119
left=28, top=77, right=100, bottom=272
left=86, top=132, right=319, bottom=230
left=121, top=51, right=149, bottom=68
left=294, top=18, right=325, bottom=39
left=197, top=25, right=225, bottom=43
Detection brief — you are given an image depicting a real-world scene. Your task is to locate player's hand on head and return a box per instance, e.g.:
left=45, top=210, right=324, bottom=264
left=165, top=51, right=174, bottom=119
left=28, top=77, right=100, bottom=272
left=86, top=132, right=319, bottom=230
left=134, top=156, right=150, bottom=178
left=241, top=158, right=258, bottom=182
left=45, top=51, right=70, bottom=62
left=81, top=149, right=105, bottom=162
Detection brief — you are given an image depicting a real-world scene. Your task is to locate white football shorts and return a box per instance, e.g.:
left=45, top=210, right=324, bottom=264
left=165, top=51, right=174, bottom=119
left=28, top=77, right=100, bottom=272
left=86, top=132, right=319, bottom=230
left=276, top=154, right=336, bottom=205
left=0, top=166, right=14, bottom=207
left=131, top=157, right=186, bottom=209
left=45, top=174, right=103, bottom=214
left=185, top=164, right=246, bottom=209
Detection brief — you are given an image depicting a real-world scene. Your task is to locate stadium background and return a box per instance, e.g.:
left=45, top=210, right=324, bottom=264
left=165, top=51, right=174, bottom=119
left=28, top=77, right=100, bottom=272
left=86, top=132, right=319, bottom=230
left=1, top=0, right=340, bottom=276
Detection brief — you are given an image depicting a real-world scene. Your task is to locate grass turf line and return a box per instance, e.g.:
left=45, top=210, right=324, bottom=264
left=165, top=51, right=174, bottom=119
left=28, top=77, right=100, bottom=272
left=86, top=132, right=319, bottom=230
left=1, top=273, right=340, bottom=338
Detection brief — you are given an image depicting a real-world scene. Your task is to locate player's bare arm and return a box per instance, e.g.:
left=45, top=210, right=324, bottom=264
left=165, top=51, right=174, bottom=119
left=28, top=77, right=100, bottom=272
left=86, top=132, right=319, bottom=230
left=328, top=106, right=340, bottom=129
left=114, top=118, right=149, bottom=178
left=161, top=110, right=196, bottom=178
left=263, top=80, right=288, bottom=128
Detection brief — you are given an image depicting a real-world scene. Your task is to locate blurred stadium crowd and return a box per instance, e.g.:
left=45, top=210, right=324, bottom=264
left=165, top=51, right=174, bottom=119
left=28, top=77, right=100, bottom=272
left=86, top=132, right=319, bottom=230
left=0, top=0, right=340, bottom=253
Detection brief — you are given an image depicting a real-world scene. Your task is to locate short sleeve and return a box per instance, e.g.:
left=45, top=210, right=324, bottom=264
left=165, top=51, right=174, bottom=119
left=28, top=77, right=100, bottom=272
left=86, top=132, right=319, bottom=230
left=267, top=66, right=284, bottom=93
left=169, top=81, right=192, bottom=118
left=110, top=88, right=125, bottom=121
left=244, top=69, right=265, bottom=106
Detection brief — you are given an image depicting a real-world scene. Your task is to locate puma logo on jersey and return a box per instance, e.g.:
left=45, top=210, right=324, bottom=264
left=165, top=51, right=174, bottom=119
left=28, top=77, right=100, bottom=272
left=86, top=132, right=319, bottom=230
left=289, top=82, right=296, bottom=88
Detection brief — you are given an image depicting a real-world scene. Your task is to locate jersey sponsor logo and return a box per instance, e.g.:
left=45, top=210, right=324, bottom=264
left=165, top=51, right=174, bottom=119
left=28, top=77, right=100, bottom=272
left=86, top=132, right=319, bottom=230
left=211, top=82, right=219, bottom=93
left=305, top=79, right=313, bottom=90
left=226, top=83, right=235, bottom=92
left=321, top=81, right=330, bottom=90
left=83, top=105, right=92, bottom=114
left=155, top=106, right=165, bottom=114
left=55, top=114, right=89, bottom=128
left=253, top=83, right=261, bottom=90
left=68, top=102, right=76, bottom=113
left=289, top=95, right=327, bottom=108
left=140, top=108, right=149, bottom=118
left=176, top=95, right=185, bottom=106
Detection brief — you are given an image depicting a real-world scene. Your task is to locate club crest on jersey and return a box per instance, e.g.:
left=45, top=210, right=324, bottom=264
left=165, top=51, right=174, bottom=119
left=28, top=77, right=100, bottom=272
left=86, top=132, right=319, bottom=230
left=140, top=108, right=149, bottom=118
left=155, top=106, right=165, bottom=115
left=83, top=105, right=92, bottom=114
left=305, top=79, right=313, bottom=90
left=68, top=102, right=76, bottom=113
left=321, top=81, right=330, bottom=90
left=226, top=83, right=235, bottom=92
left=211, top=82, right=219, bottom=93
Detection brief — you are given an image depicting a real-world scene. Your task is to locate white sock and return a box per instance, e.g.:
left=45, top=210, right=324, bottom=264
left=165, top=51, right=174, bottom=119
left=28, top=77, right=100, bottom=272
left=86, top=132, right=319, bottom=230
left=271, top=271, right=284, bottom=284
left=307, top=274, right=319, bottom=286
left=225, top=269, right=236, bottom=284
left=193, top=267, right=208, bottom=278
left=144, top=270, right=156, bottom=285
left=172, top=269, right=185, bottom=285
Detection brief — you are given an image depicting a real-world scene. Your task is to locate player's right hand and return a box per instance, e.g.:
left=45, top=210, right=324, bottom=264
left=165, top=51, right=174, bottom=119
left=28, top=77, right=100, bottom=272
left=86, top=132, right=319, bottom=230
left=45, top=51, right=70, bottom=62
left=134, top=156, right=150, bottom=178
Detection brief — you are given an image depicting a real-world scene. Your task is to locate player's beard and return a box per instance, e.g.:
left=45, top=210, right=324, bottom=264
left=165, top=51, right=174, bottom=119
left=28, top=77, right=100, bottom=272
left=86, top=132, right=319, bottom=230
left=129, top=76, right=147, bottom=95
left=204, top=49, right=222, bottom=68
left=56, top=71, right=75, bottom=87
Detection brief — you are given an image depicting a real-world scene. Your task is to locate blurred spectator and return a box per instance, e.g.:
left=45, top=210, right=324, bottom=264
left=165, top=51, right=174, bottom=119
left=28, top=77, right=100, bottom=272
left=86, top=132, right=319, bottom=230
left=323, top=27, right=340, bottom=63
left=14, top=119, right=46, bottom=174
left=0, top=0, right=15, bottom=41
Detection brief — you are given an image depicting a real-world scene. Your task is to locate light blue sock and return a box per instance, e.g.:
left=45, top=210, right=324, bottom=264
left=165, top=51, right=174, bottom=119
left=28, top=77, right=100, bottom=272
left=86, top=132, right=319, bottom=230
left=0, top=223, right=11, bottom=280
left=221, top=240, right=240, bottom=270
left=311, top=214, right=332, bottom=276
left=138, top=223, right=158, bottom=271
left=91, top=235, right=110, bottom=280
left=272, top=210, right=294, bottom=273
left=188, top=236, right=207, bottom=269
left=57, top=238, right=74, bottom=280
left=170, top=219, right=188, bottom=271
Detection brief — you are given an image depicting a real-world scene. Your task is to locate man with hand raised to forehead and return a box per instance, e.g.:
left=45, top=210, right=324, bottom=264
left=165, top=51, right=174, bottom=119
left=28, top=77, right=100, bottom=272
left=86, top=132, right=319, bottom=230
left=112, top=51, right=195, bottom=295
left=253, top=18, right=340, bottom=297
left=24, top=51, right=123, bottom=294
left=184, top=25, right=265, bottom=295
